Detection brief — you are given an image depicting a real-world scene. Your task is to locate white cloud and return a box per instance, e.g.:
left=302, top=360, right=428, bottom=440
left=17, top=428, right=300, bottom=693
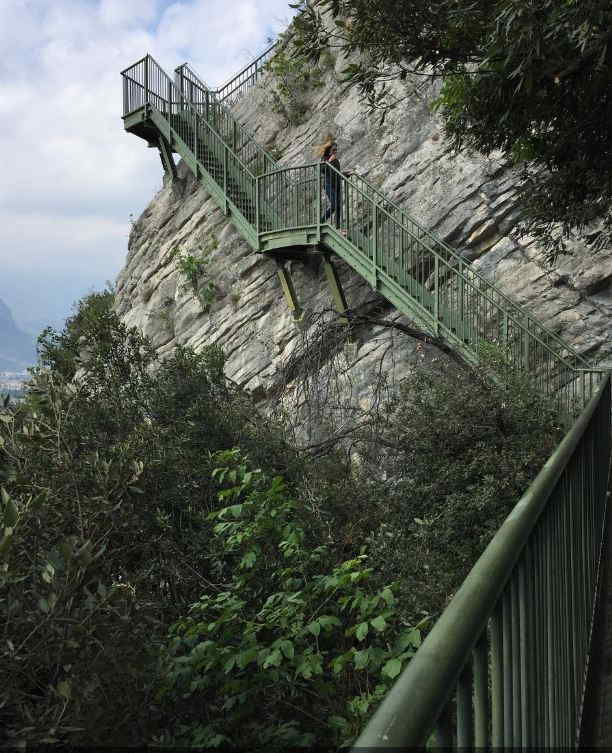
left=0, top=0, right=297, bottom=332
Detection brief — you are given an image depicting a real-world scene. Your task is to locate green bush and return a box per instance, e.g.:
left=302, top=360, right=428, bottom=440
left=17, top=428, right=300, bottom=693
left=0, top=299, right=295, bottom=746
left=177, top=238, right=219, bottom=312
left=0, top=290, right=567, bottom=748
left=156, top=450, right=422, bottom=750
left=356, top=351, right=565, bottom=620
left=265, top=49, right=324, bottom=126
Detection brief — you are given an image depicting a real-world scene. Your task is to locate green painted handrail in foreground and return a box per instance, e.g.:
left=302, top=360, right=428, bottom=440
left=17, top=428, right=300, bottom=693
left=121, top=49, right=612, bottom=750
left=352, top=375, right=611, bottom=749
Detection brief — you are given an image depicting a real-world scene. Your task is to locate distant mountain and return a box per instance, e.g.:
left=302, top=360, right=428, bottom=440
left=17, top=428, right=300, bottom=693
left=0, top=298, right=36, bottom=371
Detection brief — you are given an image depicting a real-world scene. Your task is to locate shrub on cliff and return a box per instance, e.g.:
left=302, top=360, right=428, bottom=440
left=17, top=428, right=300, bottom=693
left=0, top=297, right=295, bottom=745
left=0, top=291, right=566, bottom=747
left=156, top=450, right=423, bottom=749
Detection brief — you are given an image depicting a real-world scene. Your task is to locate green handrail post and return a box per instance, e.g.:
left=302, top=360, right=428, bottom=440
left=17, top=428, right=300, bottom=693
left=255, top=174, right=260, bottom=242
left=373, top=203, right=378, bottom=288
left=223, top=145, right=228, bottom=215
left=434, top=255, right=440, bottom=335
left=457, top=664, right=474, bottom=746
left=351, top=375, right=611, bottom=750
left=144, top=55, right=149, bottom=103
left=473, top=633, right=489, bottom=746
left=316, top=165, right=321, bottom=242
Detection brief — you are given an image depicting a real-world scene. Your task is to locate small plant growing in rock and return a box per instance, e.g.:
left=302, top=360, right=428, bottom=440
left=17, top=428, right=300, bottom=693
left=150, top=296, right=175, bottom=331
left=264, top=48, right=324, bottom=126
left=176, top=236, right=219, bottom=312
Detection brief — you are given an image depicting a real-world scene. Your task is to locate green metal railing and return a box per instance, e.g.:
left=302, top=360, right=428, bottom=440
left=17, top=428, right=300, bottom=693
left=353, top=373, right=611, bottom=749
left=122, top=55, right=262, bottom=245
left=122, top=50, right=612, bottom=749
left=174, top=44, right=277, bottom=107
left=214, top=43, right=278, bottom=105
left=173, top=62, right=278, bottom=177
left=122, top=55, right=600, bottom=412
left=173, top=56, right=594, bottom=391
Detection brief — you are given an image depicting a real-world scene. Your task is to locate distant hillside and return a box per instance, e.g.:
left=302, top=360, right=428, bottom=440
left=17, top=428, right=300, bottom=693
left=0, top=298, right=36, bottom=371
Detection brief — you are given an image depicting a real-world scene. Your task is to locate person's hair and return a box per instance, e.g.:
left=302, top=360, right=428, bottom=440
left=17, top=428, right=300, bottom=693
left=314, top=136, right=335, bottom=158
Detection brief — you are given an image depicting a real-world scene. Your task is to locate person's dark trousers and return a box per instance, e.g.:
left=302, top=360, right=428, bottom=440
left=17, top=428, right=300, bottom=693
left=323, top=176, right=342, bottom=227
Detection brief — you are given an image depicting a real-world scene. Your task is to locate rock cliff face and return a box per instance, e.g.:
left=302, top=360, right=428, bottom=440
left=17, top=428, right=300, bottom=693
left=115, top=42, right=612, bottom=434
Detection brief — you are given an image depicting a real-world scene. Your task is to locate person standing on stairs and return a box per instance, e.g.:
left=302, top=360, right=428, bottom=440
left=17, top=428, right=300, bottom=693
left=317, top=138, right=343, bottom=229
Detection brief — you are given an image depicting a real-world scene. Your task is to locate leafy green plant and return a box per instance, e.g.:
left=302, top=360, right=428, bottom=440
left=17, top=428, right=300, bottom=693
left=157, top=450, right=421, bottom=749
left=264, top=49, right=324, bottom=126
left=150, top=295, right=175, bottom=330
left=357, top=349, right=565, bottom=621
left=177, top=238, right=218, bottom=312
left=0, top=297, right=297, bottom=747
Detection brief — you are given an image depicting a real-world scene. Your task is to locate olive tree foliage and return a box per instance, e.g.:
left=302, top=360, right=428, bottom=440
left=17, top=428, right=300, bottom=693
left=0, top=293, right=297, bottom=745
left=291, top=0, right=612, bottom=257
left=0, top=291, right=565, bottom=747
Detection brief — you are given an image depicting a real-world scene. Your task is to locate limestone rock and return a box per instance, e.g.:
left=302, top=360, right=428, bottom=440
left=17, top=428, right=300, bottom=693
left=116, top=36, right=612, bottom=430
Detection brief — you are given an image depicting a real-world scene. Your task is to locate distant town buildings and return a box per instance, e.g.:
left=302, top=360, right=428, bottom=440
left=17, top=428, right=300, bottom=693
left=0, top=371, right=28, bottom=393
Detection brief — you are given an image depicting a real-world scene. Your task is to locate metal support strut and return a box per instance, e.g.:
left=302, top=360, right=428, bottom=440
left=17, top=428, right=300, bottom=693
left=156, top=135, right=177, bottom=181
left=275, top=260, right=302, bottom=322
left=322, top=253, right=349, bottom=325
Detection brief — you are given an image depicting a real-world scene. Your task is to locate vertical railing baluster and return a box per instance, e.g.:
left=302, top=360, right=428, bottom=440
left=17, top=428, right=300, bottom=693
left=223, top=145, right=228, bottom=214
left=518, top=556, right=529, bottom=746
left=435, top=704, right=454, bottom=748
left=434, top=256, right=440, bottom=335
left=373, top=204, right=378, bottom=286
left=474, top=632, right=489, bottom=747
left=144, top=56, right=149, bottom=104
left=457, top=663, right=474, bottom=748
left=491, top=606, right=504, bottom=746
left=503, top=589, right=513, bottom=746
left=512, top=577, right=521, bottom=745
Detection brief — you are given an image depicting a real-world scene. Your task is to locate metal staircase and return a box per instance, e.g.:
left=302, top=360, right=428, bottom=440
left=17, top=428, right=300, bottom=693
left=121, top=47, right=612, bottom=750
left=122, top=53, right=601, bottom=413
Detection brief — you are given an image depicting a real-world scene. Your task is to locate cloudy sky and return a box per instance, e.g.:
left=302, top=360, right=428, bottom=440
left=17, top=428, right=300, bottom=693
left=0, top=0, right=297, bottom=334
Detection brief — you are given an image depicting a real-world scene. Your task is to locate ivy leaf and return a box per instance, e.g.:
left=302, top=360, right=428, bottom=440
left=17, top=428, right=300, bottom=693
left=263, top=649, right=283, bottom=669
left=370, top=615, right=387, bottom=632
left=307, top=621, right=321, bottom=637
left=240, top=551, right=257, bottom=569
left=355, top=621, right=369, bottom=641
left=3, top=496, right=18, bottom=528
left=330, top=653, right=349, bottom=674
left=279, top=640, right=295, bottom=659
left=318, top=615, right=341, bottom=631
left=382, top=657, right=403, bottom=679
left=353, top=649, right=370, bottom=670
left=297, top=656, right=319, bottom=679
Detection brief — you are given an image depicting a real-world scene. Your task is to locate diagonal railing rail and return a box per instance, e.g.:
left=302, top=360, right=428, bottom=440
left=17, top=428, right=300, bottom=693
left=122, top=49, right=611, bottom=751
left=122, top=54, right=599, bottom=415
left=352, top=373, right=611, bottom=749
left=175, top=59, right=592, bottom=390
left=173, top=62, right=278, bottom=177
left=214, top=43, right=278, bottom=105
